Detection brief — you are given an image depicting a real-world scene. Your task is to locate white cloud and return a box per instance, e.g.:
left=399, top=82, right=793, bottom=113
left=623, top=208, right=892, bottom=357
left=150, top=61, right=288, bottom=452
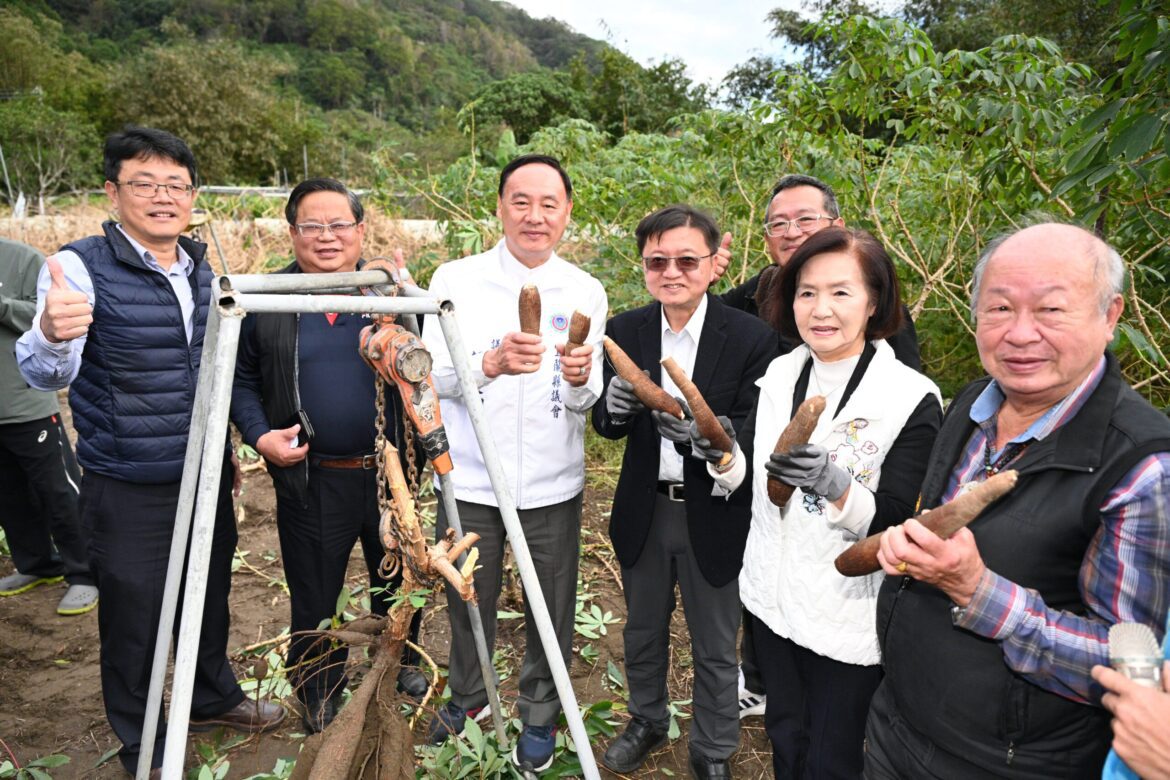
left=503, top=0, right=801, bottom=86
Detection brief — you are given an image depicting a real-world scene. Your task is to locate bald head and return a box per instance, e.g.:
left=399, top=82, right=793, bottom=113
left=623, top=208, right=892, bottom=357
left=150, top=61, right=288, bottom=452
left=972, top=223, right=1124, bottom=319
left=972, top=222, right=1125, bottom=414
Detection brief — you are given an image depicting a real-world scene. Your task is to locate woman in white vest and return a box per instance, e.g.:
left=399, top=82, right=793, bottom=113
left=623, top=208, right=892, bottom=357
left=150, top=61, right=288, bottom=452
left=709, top=227, right=942, bottom=778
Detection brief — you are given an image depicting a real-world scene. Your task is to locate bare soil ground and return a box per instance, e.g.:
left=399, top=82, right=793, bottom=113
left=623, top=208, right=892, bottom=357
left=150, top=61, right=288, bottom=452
left=0, top=407, right=771, bottom=780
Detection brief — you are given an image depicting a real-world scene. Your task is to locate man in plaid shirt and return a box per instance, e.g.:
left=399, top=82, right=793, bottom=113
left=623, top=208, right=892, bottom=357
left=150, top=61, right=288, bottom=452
left=864, top=222, right=1170, bottom=779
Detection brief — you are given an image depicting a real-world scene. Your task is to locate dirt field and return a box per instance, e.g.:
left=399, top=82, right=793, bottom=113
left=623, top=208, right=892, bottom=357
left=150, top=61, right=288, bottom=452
left=0, top=440, right=772, bottom=779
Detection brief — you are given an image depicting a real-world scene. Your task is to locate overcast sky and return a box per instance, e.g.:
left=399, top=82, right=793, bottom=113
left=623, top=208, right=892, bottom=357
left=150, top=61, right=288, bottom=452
left=503, top=0, right=800, bottom=87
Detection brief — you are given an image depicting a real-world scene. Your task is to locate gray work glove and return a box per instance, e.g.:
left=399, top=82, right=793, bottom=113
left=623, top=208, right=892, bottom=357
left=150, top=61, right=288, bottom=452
left=766, top=443, right=852, bottom=501
left=606, top=376, right=645, bottom=422
left=652, top=397, right=692, bottom=443
left=689, top=416, right=736, bottom=464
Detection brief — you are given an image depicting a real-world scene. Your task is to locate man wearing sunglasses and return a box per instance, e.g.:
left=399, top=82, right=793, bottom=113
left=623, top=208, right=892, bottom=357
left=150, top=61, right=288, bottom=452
left=595, top=205, right=776, bottom=779
left=16, top=125, right=285, bottom=777
left=229, top=178, right=427, bottom=734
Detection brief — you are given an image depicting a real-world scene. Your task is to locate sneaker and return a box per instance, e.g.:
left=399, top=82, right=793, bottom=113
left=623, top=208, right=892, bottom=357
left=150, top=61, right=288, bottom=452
left=426, top=700, right=491, bottom=745
left=738, top=689, right=766, bottom=719
left=57, top=584, right=99, bottom=616
left=512, top=723, right=556, bottom=773
left=396, top=666, right=429, bottom=700
left=0, top=573, right=63, bottom=597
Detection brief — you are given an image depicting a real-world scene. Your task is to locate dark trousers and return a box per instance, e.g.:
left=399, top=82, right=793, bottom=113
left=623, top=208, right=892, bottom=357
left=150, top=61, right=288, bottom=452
left=276, top=464, right=422, bottom=707
left=622, top=494, right=741, bottom=759
left=82, top=460, right=243, bottom=773
left=436, top=493, right=581, bottom=727
left=0, top=415, right=91, bottom=585
left=751, top=613, right=882, bottom=779
left=741, top=605, right=763, bottom=693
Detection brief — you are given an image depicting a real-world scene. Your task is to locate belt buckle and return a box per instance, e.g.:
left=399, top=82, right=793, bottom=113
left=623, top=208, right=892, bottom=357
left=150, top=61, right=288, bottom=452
left=361, top=454, right=377, bottom=469
left=667, top=483, right=684, bottom=502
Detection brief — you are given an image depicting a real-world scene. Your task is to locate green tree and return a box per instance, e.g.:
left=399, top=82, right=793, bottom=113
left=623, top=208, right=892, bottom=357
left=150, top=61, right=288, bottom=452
left=110, top=39, right=310, bottom=183
left=459, top=71, right=587, bottom=144
left=0, top=99, right=100, bottom=206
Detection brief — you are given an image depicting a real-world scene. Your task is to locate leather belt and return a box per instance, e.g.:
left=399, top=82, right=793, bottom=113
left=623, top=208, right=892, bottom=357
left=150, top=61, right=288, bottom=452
left=656, top=481, right=685, bottom=502
left=311, top=454, right=377, bottom=470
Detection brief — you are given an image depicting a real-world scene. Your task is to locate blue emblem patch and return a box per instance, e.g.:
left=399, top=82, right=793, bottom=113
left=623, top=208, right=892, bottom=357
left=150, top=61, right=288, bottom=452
left=549, top=313, right=569, bottom=332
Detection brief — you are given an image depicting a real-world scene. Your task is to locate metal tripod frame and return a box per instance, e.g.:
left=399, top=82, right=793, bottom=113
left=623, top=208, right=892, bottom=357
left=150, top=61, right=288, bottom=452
left=134, top=269, right=601, bottom=779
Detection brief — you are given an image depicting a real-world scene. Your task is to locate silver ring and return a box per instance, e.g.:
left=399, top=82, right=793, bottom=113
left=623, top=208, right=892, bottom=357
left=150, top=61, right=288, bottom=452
left=579, top=366, right=587, bottom=377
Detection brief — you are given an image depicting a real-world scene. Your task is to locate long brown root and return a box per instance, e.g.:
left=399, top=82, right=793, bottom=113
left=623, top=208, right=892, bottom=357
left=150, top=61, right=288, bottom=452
left=833, top=470, right=1019, bottom=577
left=563, top=311, right=591, bottom=353
left=603, top=337, right=683, bottom=418
left=519, top=285, right=541, bottom=335
left=766, top=396, right=827, bottom=507
left=660, top=356, right=732, bottom=463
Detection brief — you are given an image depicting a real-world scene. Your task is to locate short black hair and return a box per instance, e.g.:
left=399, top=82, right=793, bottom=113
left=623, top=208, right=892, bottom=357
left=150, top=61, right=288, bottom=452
left=104, top=125, right=198, bottom=186
left=285, top=177, right=364, bottom=225
left=635, top=204, right=720, bottom=255
left=766, top=174, right=840, bottom=220
left=770, top=226, right=903, bottom=341
left=497, top=154, right=573, bottom=200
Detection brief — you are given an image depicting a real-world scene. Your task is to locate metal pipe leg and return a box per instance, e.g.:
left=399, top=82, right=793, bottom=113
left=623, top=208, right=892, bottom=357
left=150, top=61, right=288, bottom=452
left=136, top=302, right=224, bottom=780
left=160, top=307, right=245, bottom=778
left=436, top=308, right=600, bottom=780
left=437, top=472, right=508, bottom=744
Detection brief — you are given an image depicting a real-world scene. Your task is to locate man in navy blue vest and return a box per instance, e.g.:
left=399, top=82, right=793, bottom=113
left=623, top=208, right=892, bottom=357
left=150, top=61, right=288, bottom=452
left=866, top=222, right=1170, bottom=779
left=230, top=178, right=426, bottom=734
left=16, top=126, right=284, bottom=777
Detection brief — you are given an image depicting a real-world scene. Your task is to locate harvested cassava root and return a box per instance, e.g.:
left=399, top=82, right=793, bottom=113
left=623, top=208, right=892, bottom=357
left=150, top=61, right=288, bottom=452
left=519, top=284, right=541, bottom=335
left=603, top=337, right=684, bottom=418
left=833, top=469, right=1019, bottom=577
left=660, top=356, right=732, bottom=466
left=563, top=310, right=591, bottom=353
left=766, top=395, right=827, bottom=507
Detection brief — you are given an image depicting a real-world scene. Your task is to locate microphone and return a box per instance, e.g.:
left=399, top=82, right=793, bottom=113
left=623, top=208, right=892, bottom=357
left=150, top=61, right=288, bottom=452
left=1110, top=622, right=1163, bottom=688
left=1102, top=622, right=1164, bottom=779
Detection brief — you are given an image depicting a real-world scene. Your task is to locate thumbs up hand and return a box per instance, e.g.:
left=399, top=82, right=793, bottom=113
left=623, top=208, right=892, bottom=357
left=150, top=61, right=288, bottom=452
left=40, top=256, right=93, bottom=344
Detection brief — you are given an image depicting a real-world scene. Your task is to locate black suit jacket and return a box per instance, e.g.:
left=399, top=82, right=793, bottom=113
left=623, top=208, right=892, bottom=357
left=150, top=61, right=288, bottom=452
left=593, top=294, right=778, bottom=587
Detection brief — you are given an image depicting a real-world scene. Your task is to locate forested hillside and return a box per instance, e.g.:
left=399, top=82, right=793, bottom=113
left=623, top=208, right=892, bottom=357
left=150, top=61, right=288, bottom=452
left=0, top=0, right=706, bottom=186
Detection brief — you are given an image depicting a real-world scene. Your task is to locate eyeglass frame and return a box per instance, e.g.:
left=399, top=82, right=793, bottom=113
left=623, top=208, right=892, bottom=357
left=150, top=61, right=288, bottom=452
left=293, top=221, right=360, bottom=238
left=763, top=214, right=835, bottom=237
left=116, top=180, right=195, bottom=199
left=641, top=253, right=714, bottom=272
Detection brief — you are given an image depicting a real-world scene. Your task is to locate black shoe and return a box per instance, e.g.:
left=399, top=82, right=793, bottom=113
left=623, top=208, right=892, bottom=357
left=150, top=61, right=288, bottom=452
left=396, top=666, right=429, bottom=700
left=602, top=718, right=668, bottom=773
left=301, top=698, right=336, bottom=734
left=689, top=753, right=731, bottom=780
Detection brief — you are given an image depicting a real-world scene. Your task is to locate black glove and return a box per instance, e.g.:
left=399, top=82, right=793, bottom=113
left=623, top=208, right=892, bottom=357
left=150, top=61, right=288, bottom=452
left=606, top=376, right=645, bottom=422
left=765, top=443, right=851, bottom=501
left=689, top=416, right=736, bottom=464
left=652, top=397, right=691, bottom=443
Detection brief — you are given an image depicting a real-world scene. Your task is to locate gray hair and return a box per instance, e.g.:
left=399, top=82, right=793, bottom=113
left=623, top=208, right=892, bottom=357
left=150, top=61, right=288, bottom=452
left=970, top=218, right=1125, bottom=321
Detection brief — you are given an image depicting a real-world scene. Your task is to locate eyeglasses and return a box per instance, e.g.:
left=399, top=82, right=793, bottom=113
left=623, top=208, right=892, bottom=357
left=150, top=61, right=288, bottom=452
left=764, top=214, right=832, bottom=237
left=642, top=253, right=713, bottom=272
left=294, top=221, right=359, bottom=238
left=118, top=180, right=195, bottom=199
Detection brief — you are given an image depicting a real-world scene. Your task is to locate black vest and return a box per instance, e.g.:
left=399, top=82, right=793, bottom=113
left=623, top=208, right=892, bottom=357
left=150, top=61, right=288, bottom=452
left=65, top=222, right=211, bottom=484
left=876, top=354, right=1170, bottom=778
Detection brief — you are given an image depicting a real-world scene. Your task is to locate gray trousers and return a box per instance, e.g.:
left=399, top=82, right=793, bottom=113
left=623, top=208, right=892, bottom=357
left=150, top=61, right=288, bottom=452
left=622, top=493, right=741, bottom=759
left=436, top=492, right=581, bottom=727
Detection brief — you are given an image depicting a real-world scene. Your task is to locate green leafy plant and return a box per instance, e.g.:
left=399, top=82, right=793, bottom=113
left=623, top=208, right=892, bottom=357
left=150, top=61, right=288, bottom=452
left=0, top=754, right=69, bottom=780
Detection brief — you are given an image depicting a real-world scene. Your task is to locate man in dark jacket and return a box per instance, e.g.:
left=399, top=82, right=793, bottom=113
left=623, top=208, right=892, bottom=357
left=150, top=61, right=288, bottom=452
left=0, top=237, right=94, bottom=616
left=594, top=205, right=777, bottom=780
left=15, top=126, right=284, bottom=777
left=230, top=178, right=425, bottom=734
left=868, top=222, right=1170, bottom=778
